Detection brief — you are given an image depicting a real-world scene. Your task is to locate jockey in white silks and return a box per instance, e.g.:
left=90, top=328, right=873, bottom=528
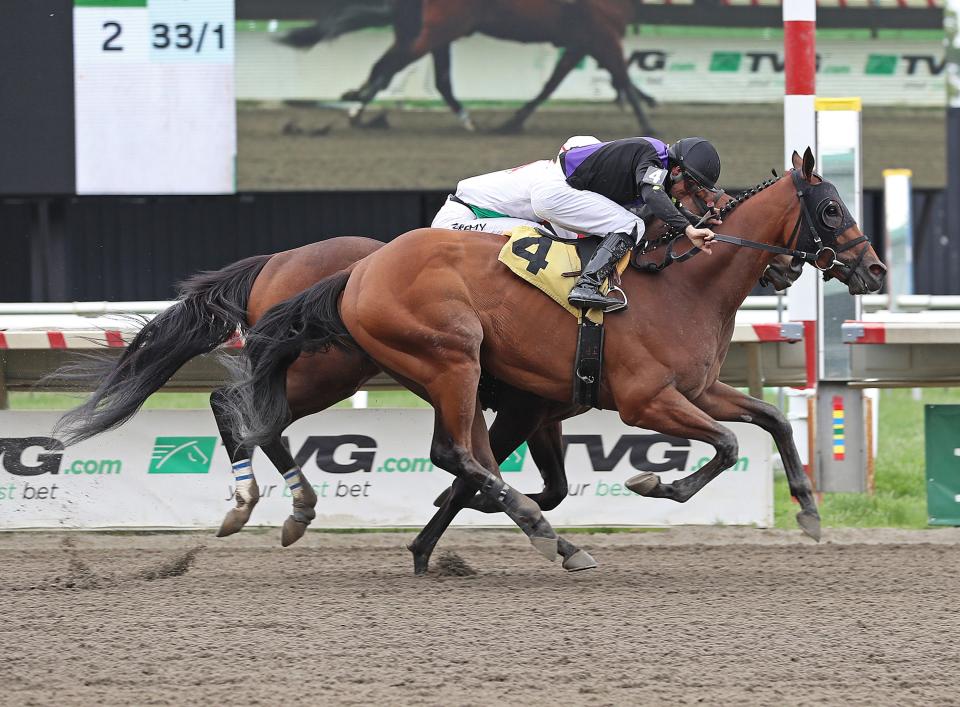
left=432, top=135, right=723, bottom=312
left=430, top=135, right=602, bottom=240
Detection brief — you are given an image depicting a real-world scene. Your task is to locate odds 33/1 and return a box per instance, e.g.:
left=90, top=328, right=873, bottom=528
left=100, top=20, right=225, bottom=52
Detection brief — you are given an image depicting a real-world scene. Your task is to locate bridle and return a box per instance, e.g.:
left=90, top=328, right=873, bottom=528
left=643, top=169, right=872, bottom=279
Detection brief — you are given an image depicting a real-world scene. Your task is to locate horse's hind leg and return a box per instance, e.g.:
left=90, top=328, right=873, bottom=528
left=426, top=370, right=567, bottom=565
left=689, top=382, right=820, bottom=540
left=496, top=48, right=584, bottom=134
left=432, top=45, right=475, bottom=131
left=412, top=409, right=593, bottom=574
left=266, top=353, right=378, bottom=546
left=212, top=387, right=260, bottom=537
left=259, top=439, right=318, bottom=547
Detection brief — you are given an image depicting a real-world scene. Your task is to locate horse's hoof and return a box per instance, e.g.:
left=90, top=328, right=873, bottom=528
left=433, top=488, right=451, bottom=508
left=361, top=112, right=390, bottom=130
left=626, top=471, right=660, bottom=496
left=408, top=543, right=430, bottom=575
left=530, top=535, right=559, bottom=562
left=216, top=508, right=251, bottom=538
left=797, top=510, right=822, bottom=542
left=281, top=517, right=309, bottom=547
left=562, top=549, right=598, bottom=572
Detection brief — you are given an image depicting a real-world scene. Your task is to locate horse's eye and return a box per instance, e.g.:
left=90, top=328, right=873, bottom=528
left=820, top=201, right=843, bottom=229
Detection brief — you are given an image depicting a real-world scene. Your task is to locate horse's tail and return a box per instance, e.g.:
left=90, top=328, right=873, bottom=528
left=53, top=254, right=271, bottom=446
left=223, top=270, right=353, bottom=448
left=278, top=0, right=393, bottom=48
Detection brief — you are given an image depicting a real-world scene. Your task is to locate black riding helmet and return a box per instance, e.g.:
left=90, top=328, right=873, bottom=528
left=668, top=137, right=721, bottom=193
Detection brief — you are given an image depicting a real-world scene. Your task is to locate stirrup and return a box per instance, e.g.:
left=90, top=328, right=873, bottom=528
left=603, top=285, right=628, bottom=312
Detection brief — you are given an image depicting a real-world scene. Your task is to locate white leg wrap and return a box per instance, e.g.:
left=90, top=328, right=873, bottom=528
left=283, top=466, right=306, bottom=503
left=231, top=459, right=256, bottom=504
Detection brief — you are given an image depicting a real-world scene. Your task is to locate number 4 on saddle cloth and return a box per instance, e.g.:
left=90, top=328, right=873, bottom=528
left=498, top=225, right=631, bottom=407
left=498, top=226, right=630, bottom=325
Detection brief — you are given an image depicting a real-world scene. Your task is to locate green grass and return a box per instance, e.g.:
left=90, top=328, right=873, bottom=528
left=775, top=387, right=960, bottom=530
left=7, top=389, right=429, bottom=411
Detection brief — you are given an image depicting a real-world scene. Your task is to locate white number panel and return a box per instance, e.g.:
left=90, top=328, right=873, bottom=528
left=74, top=0, right=235, bottom=194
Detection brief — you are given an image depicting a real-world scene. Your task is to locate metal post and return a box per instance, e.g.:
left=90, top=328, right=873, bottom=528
left=883, top=169, right=914, bottom=312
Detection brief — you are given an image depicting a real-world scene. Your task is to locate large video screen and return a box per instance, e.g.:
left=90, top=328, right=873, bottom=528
left=48, top=0, right=945, bottom=194
left=234, top=2, right=945, bottom=192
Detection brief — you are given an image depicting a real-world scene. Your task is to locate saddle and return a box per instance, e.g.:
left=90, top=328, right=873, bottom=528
left=497, top=226, right=631, bottom=407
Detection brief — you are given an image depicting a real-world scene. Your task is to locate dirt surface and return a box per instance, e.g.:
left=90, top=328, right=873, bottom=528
left=1, top=527, right=958, bottom=706
left=237, top=102, right=946, bottom=192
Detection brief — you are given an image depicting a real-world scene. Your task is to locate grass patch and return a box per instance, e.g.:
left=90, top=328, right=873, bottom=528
left=774, top=387, right=960, bottom=530
left=8, top=389, right=427, bottom=411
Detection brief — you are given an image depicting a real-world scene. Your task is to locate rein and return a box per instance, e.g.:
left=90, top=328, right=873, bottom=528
left=641, top=170, right=871, bottom=276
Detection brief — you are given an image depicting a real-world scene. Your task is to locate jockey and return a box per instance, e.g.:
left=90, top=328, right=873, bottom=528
left=533, top=136, right=721, bottom=311
left=430, top=135, right=601, bottom=239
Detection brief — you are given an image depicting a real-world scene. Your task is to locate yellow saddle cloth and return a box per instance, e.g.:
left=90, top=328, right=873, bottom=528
left=497, top=226, right=629, bottom=324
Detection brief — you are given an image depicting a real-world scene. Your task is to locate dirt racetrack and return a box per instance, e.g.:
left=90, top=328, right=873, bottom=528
left=2, top=527, right=958, bottom=706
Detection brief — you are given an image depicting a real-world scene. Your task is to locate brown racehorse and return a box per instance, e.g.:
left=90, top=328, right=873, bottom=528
left=54, top=209, right=804, bottom=574
left=297, top=0, right=656, bottom=133
left=225, top=149, right=887, bottom=567
left=53, top=236, right=595, bottom=567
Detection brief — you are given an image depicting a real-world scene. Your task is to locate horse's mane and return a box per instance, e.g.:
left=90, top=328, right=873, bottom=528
left=715, top=174, right=782, bottom=220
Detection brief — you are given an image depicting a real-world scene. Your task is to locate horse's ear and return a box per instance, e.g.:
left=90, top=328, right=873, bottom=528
left=791, top=150, right=803, bottom=171
left=802, top=147, right=816, bottom=181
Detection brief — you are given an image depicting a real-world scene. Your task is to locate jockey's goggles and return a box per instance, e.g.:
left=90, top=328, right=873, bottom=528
left=682, top=170, right=722, bottom=196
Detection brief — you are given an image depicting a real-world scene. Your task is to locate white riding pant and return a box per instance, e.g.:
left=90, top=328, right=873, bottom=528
left=529, top=161, right=646, bottom=245
left=432, top=158, right=578, bottom=239
left=431, top=199, right=544, bottom=235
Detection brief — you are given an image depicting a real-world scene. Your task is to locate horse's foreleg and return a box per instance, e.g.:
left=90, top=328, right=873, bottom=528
left=431, top=45, right=474, bottom=131
left=408, top=476, right=478, bottom=575
left=691, top=381, right=821, bottom=541
left=211, top=387, right=260, bottom=537
left=496, top=48, right=584, bottom=134
left=619, top=387, right=738, bottom=502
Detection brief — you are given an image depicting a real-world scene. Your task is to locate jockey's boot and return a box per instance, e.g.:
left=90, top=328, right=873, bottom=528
left=568, top=230, right=634, bottom=311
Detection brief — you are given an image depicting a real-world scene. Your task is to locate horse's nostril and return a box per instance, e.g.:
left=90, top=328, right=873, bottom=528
left=869, top=263, right=887, bottom=280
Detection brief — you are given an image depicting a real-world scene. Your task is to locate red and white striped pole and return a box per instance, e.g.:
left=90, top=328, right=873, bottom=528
left=783, top=0, right=817, bottom=178
left=783, top=0, right=818, bottom=490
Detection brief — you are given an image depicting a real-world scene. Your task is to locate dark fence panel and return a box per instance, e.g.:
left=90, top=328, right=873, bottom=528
left=0, top=188, right=954, bottom=302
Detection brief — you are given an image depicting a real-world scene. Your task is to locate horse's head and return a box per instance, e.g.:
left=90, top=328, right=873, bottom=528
left=789, top=148, right=887, bottom=294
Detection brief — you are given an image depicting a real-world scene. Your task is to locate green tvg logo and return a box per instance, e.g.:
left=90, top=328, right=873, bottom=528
left=149, top=437, right=217, bottom=474
left=500, top=442, right=528, bottom=473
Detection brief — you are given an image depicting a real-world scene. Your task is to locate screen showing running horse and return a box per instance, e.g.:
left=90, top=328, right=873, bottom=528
left=234, top=1, right=945, bottom=192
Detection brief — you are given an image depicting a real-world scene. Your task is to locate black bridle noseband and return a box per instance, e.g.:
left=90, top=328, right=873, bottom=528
left=645, top=169, right=871, bottom=279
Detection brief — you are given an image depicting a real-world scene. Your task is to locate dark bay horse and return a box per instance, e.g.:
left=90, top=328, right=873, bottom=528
left=225, top=149, right=887, bottom=568
left=284, top=0, right=655, bottom=133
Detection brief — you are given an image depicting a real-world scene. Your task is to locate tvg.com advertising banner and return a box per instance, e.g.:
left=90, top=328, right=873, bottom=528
left=0, top=409, right=771, bottom=529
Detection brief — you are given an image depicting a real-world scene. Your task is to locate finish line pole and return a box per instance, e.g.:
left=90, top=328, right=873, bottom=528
left=783, top=0, right=818, bottom=484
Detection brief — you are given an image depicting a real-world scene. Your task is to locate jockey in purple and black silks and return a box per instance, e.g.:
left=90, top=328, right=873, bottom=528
left=534, top=136, right=723, bottom=311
